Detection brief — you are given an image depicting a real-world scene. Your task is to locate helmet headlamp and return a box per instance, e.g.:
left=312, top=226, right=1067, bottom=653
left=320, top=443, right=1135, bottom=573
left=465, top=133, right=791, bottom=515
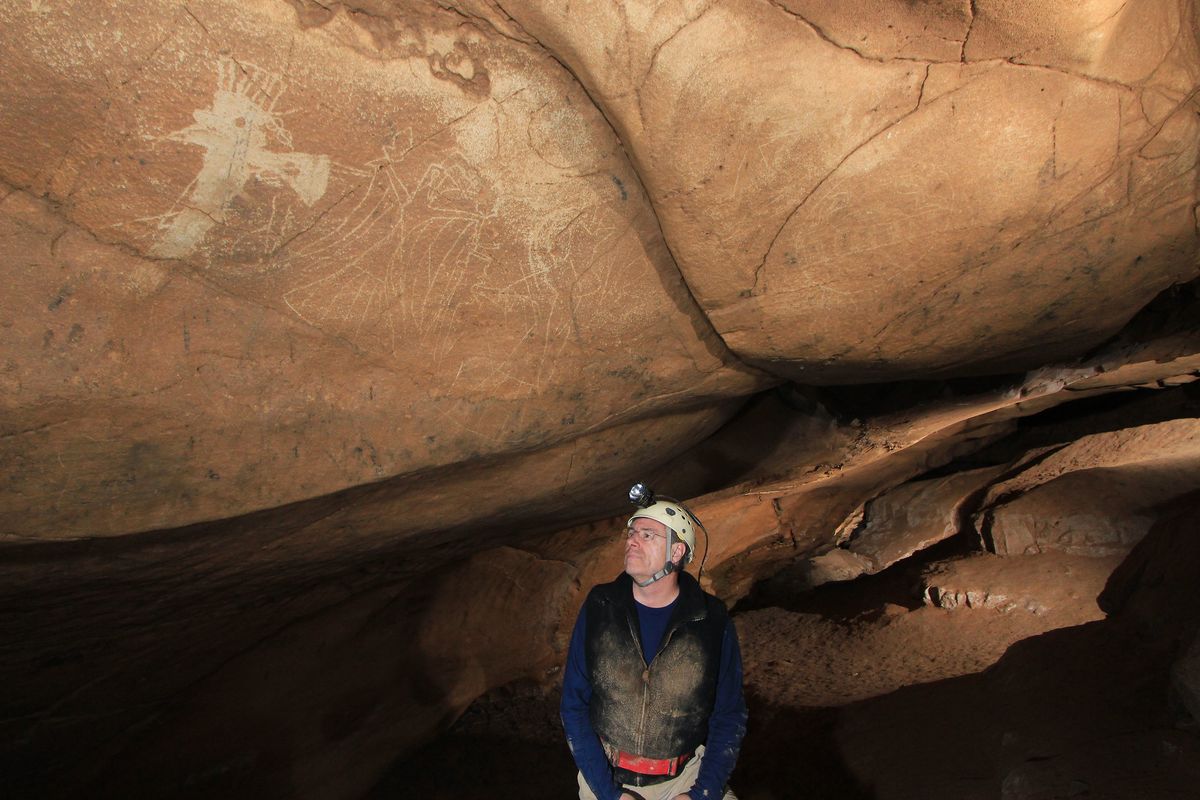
left=624, top=482, right=710, bottom=587
left=628, top=482, right=655, bottom=508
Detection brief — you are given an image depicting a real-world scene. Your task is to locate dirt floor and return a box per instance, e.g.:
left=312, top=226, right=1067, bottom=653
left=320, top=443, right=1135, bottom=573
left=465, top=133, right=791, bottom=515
left=371, top=543, right=1200, bottom=799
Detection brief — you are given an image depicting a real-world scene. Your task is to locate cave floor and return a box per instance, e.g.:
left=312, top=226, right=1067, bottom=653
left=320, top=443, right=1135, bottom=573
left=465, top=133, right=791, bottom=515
left=371, top=549, right=1200, bottom=799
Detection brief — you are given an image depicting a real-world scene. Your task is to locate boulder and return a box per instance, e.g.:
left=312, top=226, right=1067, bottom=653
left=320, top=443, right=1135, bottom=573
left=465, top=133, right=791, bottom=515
left=0, top=0, right=765, bottom=541
left=499, top=0, right=1200, bottom=381
left=975, top=419, right=1200, bottom=556
left=846, top=466, right=1006, bottom=572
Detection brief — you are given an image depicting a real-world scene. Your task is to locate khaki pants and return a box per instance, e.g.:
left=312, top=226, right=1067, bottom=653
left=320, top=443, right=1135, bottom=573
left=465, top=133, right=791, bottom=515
left=576, top=745, right=737, bottom=800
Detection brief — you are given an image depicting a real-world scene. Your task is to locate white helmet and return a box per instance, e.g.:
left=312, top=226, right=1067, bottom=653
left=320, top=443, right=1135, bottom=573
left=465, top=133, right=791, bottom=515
left=628, top=500, right=696, bottom=567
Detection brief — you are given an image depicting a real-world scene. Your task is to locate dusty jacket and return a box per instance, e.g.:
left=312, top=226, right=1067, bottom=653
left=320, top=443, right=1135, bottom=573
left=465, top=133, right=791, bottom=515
left=583, top=571, right=728, bottom=783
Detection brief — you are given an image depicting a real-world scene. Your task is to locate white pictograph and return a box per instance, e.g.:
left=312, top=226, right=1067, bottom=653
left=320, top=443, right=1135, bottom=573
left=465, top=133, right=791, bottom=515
left=280, top=124, right=623, bottom=398
left=152, top=58, right=330, bottom=258
left=282, top=135, right=497, bottom=362
left=133, top=61, right=624, bottom=408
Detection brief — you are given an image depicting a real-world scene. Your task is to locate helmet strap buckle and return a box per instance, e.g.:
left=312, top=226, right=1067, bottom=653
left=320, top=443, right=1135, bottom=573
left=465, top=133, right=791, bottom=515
left=634, top=559, right=676, bottom=588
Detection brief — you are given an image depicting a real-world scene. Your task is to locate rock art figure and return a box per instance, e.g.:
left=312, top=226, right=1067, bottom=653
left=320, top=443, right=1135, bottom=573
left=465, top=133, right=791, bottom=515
left=282, top=143, right=496, bottom=359
left=153, top=58, right=330, bottom=259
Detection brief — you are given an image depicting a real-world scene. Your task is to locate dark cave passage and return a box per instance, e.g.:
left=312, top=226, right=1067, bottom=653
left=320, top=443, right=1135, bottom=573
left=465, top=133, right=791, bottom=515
left=5, top=3, right=1200, bottom=798
left=369, top=500, right=1200, bottom=800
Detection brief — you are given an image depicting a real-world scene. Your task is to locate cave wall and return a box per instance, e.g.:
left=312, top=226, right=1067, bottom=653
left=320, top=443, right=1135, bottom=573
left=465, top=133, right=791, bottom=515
left=1, top=1, right=1199, bottom=797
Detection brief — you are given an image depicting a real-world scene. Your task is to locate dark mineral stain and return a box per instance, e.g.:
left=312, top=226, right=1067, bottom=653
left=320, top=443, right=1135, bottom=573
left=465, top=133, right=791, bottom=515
left=611, top=175, right=628, bottom=201
left=48, top=286, right=72, bottom=311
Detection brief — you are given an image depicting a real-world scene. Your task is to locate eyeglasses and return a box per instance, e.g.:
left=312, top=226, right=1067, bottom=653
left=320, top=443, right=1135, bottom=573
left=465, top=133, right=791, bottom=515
left=625, top=527, right=665, bottom=543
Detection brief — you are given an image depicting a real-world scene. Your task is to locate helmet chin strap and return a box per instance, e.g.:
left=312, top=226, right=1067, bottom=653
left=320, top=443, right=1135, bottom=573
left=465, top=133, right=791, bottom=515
left=634, top=539, right=679, bottom=588
left=634, top=559, right=676, bottom=588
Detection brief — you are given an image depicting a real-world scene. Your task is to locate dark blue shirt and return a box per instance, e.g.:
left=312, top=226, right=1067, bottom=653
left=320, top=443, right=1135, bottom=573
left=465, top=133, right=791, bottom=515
left=637, top=597, right=677, bottom=661
left=561, top=590, right=748, bottom=800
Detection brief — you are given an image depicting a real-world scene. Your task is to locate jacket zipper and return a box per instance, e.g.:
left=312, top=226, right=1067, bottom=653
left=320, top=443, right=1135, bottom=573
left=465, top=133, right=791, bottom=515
left=626, top=608, right=703, bottom=756
left=627, top=612, right=649, bottom=754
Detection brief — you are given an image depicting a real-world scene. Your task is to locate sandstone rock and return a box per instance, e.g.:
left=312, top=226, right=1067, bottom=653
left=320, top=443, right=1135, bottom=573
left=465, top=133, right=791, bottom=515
left=1171, top=631, right=1200, bottom=727
left=835, top=609, right=1200, bottom=800
left=845, top=465, right=1006, bottom=572
left=923, top=551, right=1122, bottom=617
left=75, top=544, right=575, bottom=799
left=797, top=547, right=872, bottom=588
left=0, top=1, right=1198, bottom=797
left=0, top=0, right=765, bottom=540
left=1099, top=489, right=1200, bottom=640
left=976, top=419, right=1200, bottom=556
left=502, top=0, right=1200, bottom=382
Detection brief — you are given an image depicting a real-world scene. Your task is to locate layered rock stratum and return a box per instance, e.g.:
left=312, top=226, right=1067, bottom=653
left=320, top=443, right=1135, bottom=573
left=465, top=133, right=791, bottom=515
left=1, top=1, right=1198, bottom=797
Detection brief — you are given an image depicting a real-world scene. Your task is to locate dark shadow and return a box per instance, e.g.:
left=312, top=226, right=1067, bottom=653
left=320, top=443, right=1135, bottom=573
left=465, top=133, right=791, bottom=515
left=368, top=681, right=576, bottom=799
left=827, top=494, right=1200, bottom=799
left=370, top=732, right=579, bottom=800
left=368, top=682, right=874, bottom=800
left=733, top=533, right=973, bottom=620
left=815, top=372, right=1024, bottom=422
left=830, top=615, right=1200, bottom=800
left=916, top=379, right=1200, bottom=481
left=733, top=693, right=871, bottom=800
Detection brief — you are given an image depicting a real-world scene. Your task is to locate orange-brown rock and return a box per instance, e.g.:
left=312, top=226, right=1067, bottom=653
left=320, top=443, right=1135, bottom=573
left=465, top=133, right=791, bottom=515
left=497, top=0, right=1200, bottom=381
left=0, top=0, right=765, bottom=541
left=976, top=418, right=1200, bottom=556
left=0, top=1, right=1199, bottom=798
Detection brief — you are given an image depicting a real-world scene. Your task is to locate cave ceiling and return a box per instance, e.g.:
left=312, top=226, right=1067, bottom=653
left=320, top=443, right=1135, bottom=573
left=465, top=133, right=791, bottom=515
left=1, top=0, right=1198, bottom=797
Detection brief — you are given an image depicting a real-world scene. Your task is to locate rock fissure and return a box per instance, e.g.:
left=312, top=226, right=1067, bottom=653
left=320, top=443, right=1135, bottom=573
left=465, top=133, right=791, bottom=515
left=4, top=3, right=1200, bottom=796
left=753, top=76, right=937, bottom=294
left=0, top=421, right=73, bottom=440
left=640, top=0, right=720, bottom=99
left=433, top=0, right=538, bottom=47
left=1006, top=58, right=1143, bottom=94
left=182, top=4, right=248, bottom=78
left=763, top=0, right=944, bottom=66
left=961, top=0, right=976, bottom=63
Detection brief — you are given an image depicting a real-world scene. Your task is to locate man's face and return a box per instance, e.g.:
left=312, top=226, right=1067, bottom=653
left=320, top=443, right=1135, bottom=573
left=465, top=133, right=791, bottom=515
left=624, top=517, right=669, bottom=580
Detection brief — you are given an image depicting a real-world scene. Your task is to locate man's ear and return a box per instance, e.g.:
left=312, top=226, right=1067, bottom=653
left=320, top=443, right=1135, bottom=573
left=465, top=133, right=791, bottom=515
left=671, top=541, right=687, bottom=565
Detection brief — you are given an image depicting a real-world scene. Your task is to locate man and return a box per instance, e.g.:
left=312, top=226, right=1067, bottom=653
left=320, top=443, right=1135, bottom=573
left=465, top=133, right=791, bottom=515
left=561, top=488, right=748, bottom=800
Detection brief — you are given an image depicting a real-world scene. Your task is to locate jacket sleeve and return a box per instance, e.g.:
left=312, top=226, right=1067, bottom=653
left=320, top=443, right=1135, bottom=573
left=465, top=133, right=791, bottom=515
left=561, top=602, right=625, bottom=800
left=687, top=618, right=749, bottom=800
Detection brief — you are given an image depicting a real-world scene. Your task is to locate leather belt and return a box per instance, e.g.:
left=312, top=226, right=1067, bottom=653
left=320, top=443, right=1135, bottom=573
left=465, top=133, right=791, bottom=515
left=612, top=747, right=695, bottom=776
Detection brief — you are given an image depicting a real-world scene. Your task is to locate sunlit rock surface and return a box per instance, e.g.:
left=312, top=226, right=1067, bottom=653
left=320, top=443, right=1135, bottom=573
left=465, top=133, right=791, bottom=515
left=1, top=0, right=1198, bottom=797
